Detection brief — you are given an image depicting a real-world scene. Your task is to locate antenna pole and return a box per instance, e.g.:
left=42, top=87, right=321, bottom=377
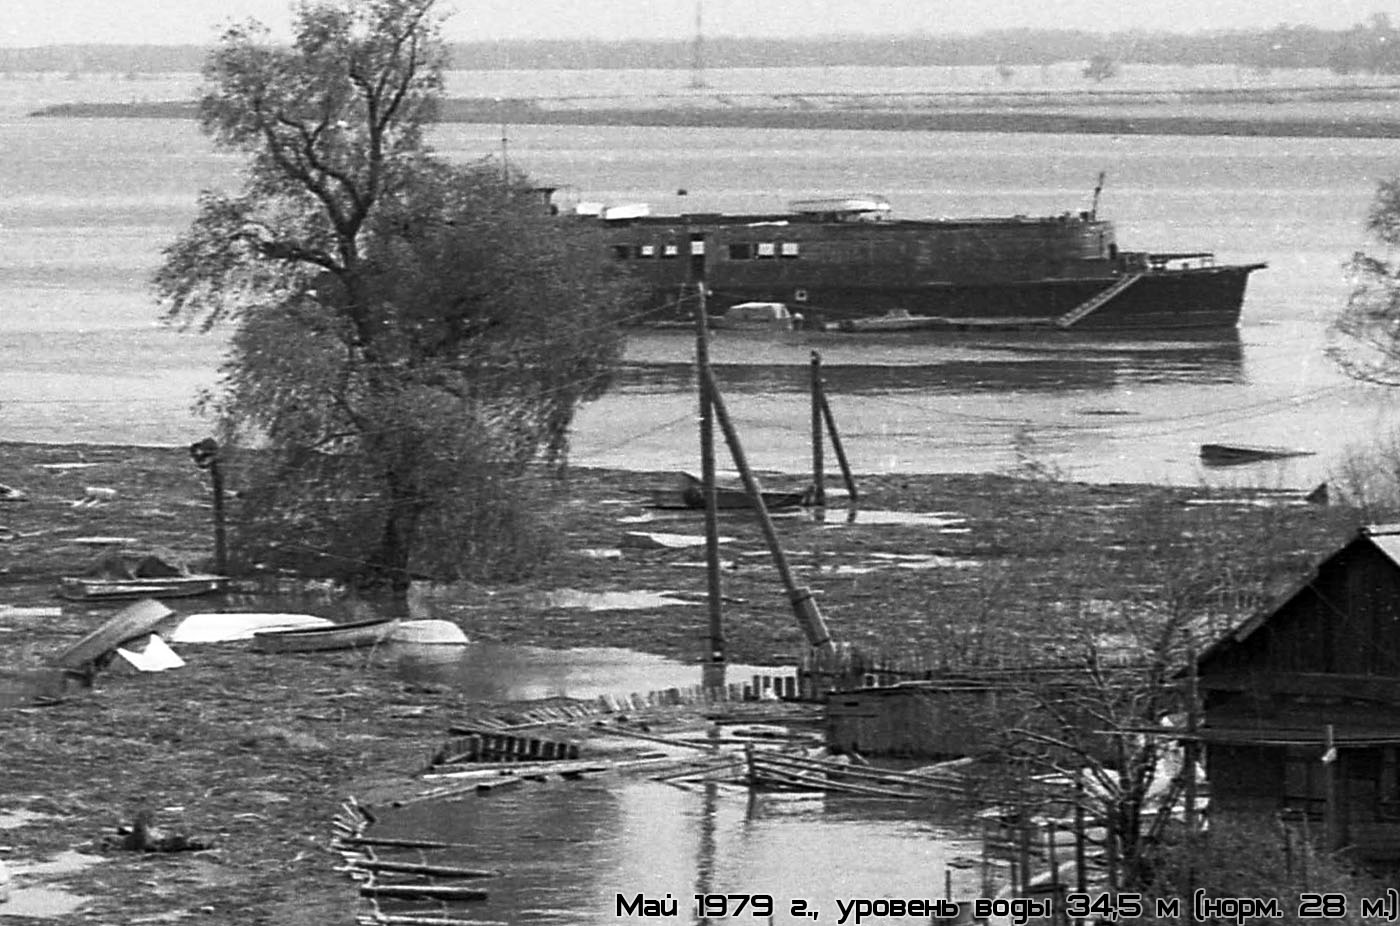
left=690, top=0, right=707, bottom=89
left=501, top=115, right=509, bottom=185
left=1091, top=171, right=1105, bottom=219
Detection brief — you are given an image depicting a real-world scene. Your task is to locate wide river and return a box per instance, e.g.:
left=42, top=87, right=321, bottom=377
left=3, top=71, right=1398, bottom=489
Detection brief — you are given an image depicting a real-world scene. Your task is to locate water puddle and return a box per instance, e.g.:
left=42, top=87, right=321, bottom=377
left=0, top=809, right=57, bottom=830
left=686, top=549, right=980, bottom=575
left=368, top=779, right=989, bottom=925
left=812, top=509, right=969, bottom=530
left=396, top=644, right=791, bottom=702
left=1, top=850, right=104, bottom=919
left=866, top=552, right=981, bottom=570
left=534, top=589, right=701, bottom=611
left=0, top=606, right=64, bottom=620
left=620, top=531, right=736, bottom=550
left=1183, top=496, right=1311, bottom=508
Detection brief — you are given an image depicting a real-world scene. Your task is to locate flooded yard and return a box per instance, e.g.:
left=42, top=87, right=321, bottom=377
left=392, top=642, right=794, bottom=702
left=367, top=779, right=989, bottom=925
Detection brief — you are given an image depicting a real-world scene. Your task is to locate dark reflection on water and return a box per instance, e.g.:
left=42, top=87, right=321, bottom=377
left=613, top=330, right=1245, bottom=396
left=373, top=779, right=988, bottom=925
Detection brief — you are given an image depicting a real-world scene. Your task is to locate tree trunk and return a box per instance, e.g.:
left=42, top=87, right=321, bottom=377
left=363, top=465, right=422, bottom=594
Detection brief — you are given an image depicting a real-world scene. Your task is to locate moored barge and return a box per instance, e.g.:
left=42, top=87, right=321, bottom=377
left=572, top=193, right=1265, bottom=331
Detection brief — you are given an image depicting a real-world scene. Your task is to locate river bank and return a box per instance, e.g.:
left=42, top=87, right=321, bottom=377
left=0, top=440, right=1361, bottom=923
left=29, top=79, right=1400, bottom=138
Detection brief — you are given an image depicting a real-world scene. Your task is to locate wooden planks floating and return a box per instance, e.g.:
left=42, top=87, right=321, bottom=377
left=349, top=858, right=499, bottom=880
left=431, top=730, right=581, bottom=765
left=358, top=883, right=488, bottom=902
left=333, top=795, right=501, bottom=924
left=744, top=747, right=966, bottom=799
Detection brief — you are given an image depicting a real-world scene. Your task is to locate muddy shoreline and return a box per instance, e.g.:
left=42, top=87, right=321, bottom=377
left=0, top=440, right=1360, bottom=923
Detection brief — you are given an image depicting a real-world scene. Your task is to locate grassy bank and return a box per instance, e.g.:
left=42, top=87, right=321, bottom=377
left=0, top=440, right=1362, bottom=923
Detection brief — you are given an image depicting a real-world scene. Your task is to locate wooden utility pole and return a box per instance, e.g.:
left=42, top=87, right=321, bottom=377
left=1323, top=723, right=1338, bottom=849
left=702, top=365, right=833, bottom=653
left=189, top=438, right=227, bottom=576
left=810, top=351, right=825, bottom=507
left=818, top=367, right=858, bottom=504
left=695, top=282, right=725, bottom=667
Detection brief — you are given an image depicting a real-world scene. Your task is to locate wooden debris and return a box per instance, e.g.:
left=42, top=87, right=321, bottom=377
left=359, top=883, right=488, bottom=902
left=348, top=858, right=499, bottom=880
left=115, top=809, right=210, bottom=852
left=744, top=748, right=966, bottom=798
left=55, top=598, right=173, bottom=671
left=358, top=915, right=507, bottom=926
left=336, top=835, right=474, bottom=851
left=430, top=731, right=580, bottom=765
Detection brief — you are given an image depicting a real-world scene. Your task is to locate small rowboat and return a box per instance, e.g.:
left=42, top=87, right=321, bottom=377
left=1199, top=443, right=1316, bottom=467
left=58, top=574, right=229, bottom=602
left=650, top=473, right=812, bottom=511
left=251, top=617, right=399, bottom=654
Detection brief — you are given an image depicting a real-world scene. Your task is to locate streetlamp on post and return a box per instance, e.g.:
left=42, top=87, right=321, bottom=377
left=189, top=438, right=228, bottom=576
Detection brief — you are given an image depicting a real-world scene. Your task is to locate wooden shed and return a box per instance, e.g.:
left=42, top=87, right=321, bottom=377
left=825, top=677, right=1003, bottom=759
left=823, top=665, right=1117, bottom=760
left=1195, top=523, right=1400, bottom=863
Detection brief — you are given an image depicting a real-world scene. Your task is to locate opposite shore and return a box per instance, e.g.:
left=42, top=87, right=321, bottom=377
left=30, top=81, right=1400, bottom=138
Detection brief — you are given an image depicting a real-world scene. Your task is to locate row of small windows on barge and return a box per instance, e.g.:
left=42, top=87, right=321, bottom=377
left=610, top=241, right=802, bottom=261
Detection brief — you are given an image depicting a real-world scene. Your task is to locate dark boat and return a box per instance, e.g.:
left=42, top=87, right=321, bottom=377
left=649, top=472, right=812, bottom=510
left=1199, top=443, right=1316, bottom=467
left=59, top=574, right=229, bottom=602
left=566, top=189, right=1265, bottom=332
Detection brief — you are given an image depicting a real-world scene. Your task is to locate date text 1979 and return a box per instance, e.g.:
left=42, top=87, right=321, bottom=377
left=616, top=893, right=775, bottom=918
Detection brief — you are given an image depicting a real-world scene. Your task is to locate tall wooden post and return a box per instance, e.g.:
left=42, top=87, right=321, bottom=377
left=1181, top=643, right=1199, bottom=925
left=820, top=391, right=858, bottom=503
left=1017, top=818, right=1031, bottom=895
left=189, top=438, right=227, bottom=576
left=694, top=264, right=724, bottom=667
left=810, top=351, right=825, bottom=507
left=702, top=366, right=833, bottom=653
left=1323, top=723, right=1338, bottom=850
left=1074, top=772, right=1087, bottom=910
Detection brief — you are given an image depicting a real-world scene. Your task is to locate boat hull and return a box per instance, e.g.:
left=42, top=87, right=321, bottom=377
left=588, top=195, right=1263, bottom=332
left=649, top=473, right=812, bottom=510
left=251, top=618, right=399, bottom=654
left=691, top=264, right=1262, bottom=332
left=59, top=575, right=229, bottom=602
left=1199, top=443, right=1315, bottom=467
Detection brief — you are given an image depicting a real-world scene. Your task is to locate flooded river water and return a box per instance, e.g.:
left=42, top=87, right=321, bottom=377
left=372, top=779, right=989, bottom=925
left=4, top=76, right=1399, bottom=486
left=1, top=70, right=1384, bottom=917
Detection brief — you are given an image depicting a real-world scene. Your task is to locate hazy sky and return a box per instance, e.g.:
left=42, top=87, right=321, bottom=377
left=1, top=0, right=1390, bottom=47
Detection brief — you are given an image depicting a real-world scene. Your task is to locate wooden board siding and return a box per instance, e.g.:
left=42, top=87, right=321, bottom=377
left=603, top=215, right=1115, bottom=293
left=1207, top=743, right=1284, bottom=803
left=1199, top=539, right=1400, bottom=678
left=1197, top=529, right=1400, bottom=867
left=825, top=685, right=1000, bottom=759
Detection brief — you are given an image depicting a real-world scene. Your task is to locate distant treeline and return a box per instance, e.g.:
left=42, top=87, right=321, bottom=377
left=7, top=19, right=1400, bottom=76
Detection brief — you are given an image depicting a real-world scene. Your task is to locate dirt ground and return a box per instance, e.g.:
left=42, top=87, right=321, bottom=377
left=0, top=441, right=1361, bottom=924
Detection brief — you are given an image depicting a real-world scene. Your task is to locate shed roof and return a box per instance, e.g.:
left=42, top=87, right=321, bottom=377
left=1365, top=525, right=1400, bottom=569
left=1195, top=524, right=1394, bottom=671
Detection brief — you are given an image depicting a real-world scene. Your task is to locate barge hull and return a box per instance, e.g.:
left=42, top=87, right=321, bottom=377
left=682, top=264, right=1262, bottom=331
